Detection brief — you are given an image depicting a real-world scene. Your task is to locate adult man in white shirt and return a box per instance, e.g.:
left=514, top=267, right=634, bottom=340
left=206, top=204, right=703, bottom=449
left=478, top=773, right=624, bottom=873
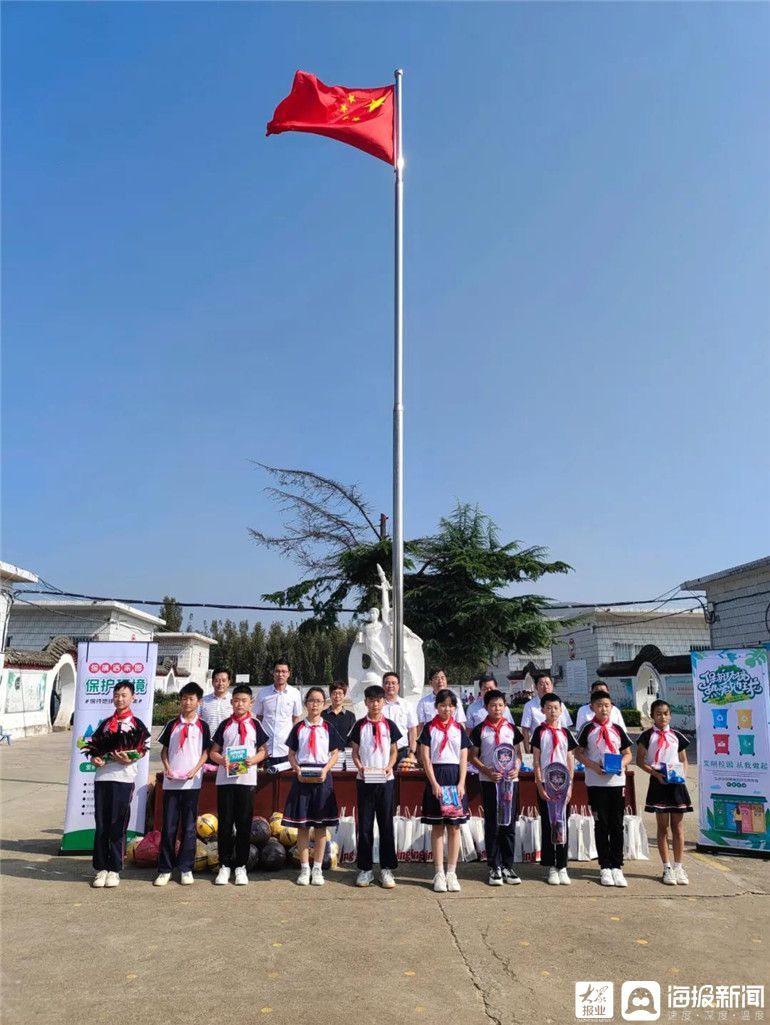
left=253, top=658, right=303, bottom=770
left=465, top=674, right=515, bottom=730
left=200, top=668, right=233, bottom=734
left=416, top=668, right=467, bottom=725
left=382, top=671, right=418, bottom=764
left=520, top=672, right=572, bottom=750
left=574, top=681, right=627, bottom=733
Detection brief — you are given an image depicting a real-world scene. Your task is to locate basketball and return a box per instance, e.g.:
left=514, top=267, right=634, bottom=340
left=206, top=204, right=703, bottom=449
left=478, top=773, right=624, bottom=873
left=250, top=816, right=271, bottom=848
left=246, top=843, right=260, bottom=871
left=269, top=813, right=284, bottom=838
left=196, top=813, right=218, bottom=839
left=278, top=824, right=298, bottom=847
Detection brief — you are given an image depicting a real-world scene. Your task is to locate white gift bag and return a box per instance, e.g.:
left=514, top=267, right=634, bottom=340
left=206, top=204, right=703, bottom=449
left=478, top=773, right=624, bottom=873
left=335, top=807, right=357, bottom=863
left=395, top=808, right=414, bottom=862
left=459, top=821, right=477, bottom=862
left=568, top=813, right=586, bottom=860
left=581, top=811, right=598, bottom=860
left=623, top=814, right=650, bottom=860
left=469, top=815, right=486, bottom=861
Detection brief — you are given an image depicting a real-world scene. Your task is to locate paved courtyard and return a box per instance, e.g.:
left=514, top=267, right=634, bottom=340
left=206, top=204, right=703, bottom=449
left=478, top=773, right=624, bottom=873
left=1, top=731, right=768, bottom=1025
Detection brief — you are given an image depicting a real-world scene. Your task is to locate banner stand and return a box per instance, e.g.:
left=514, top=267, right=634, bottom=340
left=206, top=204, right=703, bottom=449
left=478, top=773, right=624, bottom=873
left=60, top=641, right=157, bottom=855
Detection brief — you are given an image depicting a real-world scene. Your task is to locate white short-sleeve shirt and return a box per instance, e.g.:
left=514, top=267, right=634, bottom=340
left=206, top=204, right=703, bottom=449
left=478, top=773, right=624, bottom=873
left=466, top=698, right=514, bottom=731
left=253, top=684, right=303, bottom=758
left=200, top=692, right=233, bottom=734
left=574, top=703, right=626, bottom=734
left=383, top=697, right=418, bottom=749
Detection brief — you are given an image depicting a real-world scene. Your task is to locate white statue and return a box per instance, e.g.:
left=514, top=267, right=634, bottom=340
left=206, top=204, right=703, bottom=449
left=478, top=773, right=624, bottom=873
left=347, top=564, right=425, bottom=719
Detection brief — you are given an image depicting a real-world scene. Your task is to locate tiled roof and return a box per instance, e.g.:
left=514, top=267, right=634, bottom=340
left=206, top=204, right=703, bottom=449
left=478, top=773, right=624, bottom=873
left=4, top=635, right=76, bottom=669
left=597, top=644, right=692, bottom=678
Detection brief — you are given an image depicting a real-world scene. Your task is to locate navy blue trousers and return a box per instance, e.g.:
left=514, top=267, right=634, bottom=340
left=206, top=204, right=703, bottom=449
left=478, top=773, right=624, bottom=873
left=93, top=780, right=134, bottom=872
left=356, top=779, right=397, bottom=870
left=159, top=789, right=200, bottom=873
left=481, top=781, right=517, bottom=870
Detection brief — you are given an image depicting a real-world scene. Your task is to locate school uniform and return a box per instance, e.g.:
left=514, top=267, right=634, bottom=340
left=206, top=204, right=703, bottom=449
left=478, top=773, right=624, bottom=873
left=638, top=727, right=693, bottom=814
left=574, top=703, right=626, bottom=734
left=253, top=684, right=303, bottom=767
left=157, top=715, right=211, bottom=874
left=469, top=719, right=524, bottom=871
left=212, top=715, right=269, bottom=870
left=520, top=697, right=572, bottom=734
left=531, top=723, right=578, bottom=870
left=282, top=719, right=343, bottom=829
left=91, top=711, right=151, bottom=873
left=576, top=720, right=633, bottom=870
left=466, top=699, right=514, bottom=731
left=349, top=717, right=402, bottom=871
left=418, top=718, right=472, bottom=825
left=382, top=697, right=418, bottom=763
left=321, top=706, right=356, bottom=745
left=416, top=690, right=467, bottom=725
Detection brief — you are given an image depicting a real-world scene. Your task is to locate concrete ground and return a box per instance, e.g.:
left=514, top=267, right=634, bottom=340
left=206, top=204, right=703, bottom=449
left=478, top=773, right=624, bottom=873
left=1, top=731, right=768, bottom=1025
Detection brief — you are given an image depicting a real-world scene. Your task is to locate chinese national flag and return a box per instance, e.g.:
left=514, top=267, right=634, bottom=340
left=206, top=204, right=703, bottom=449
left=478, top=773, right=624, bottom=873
left=266, top=71, right=394, bottom=165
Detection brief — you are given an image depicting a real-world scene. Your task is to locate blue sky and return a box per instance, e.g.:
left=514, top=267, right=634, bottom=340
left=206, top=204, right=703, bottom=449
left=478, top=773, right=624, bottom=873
left=3, top=2, right=768, bottom=625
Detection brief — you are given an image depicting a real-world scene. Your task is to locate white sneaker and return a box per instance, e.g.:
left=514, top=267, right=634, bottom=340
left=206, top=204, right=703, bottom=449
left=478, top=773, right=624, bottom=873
left=310, top=866, right=324, bottom=886
left=600, top=868, right=615, bottom=886
left=297, top=865, right=311, bottom=886
left=547, top=867, right=560, bottom=885
left=153, top=872, right=171, bottom=887
left=612, top=868, right=628, bottom=887
left=674, top=865, right=689, bottom=885
left=662, top=865, right=677, bottom=886
left=214, top=866, right=231, bottom=885
left=92, top=870, right=108, bottom=888
left=558, top=868, right=571, bottom=885
left=234, top=867, right=249, bottom=885
left=380, top=869, right=396, bottom=889
left=445, top=871, right=461, bottom=892
left=356, top=870, right=374, bottom=887
left=502, top=867, right=521, bottom=885
left=180, top=872, right=194, bottom=886
left=432, top=872, right=448, bottom=892
left=104, top=872, right=120, bottom=888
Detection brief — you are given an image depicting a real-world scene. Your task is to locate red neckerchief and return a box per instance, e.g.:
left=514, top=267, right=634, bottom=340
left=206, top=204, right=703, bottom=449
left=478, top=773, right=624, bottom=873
left=430, top=715, right=455, bottom=754
left=304, top=720, right=324, bottom=759
left=543, top=723, right=564, bottom=760
left=367, top=718, right=385, bottom=753
left=653, top=726, right=673, bottom=765
left=106, top=708, right=135, bottom=733
left=172, top=715, right=200, bottom=750
left=593, top=720, right=618, bottom=754
left=483, top=717, right=508, bottom=747
left=226, top=714, right=250, bottom=745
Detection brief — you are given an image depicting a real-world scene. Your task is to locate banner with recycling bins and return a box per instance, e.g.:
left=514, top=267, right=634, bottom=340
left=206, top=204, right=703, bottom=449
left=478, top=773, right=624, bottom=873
left=60, top=642, right=157, bottom=854
left=692, top=647, right=770, bottom=854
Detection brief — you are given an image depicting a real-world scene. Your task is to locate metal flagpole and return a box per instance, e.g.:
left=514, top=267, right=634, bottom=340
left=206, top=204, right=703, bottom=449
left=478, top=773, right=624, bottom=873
left=392, top=69, right=405, bottom=682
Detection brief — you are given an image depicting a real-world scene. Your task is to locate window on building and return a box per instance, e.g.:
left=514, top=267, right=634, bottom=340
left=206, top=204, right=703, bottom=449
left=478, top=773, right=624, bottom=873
left=612, top=642, right=642, bottom=662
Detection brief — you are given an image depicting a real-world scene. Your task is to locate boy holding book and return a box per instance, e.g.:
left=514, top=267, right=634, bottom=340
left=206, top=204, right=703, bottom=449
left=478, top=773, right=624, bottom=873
left=575, top=691, right=633, bottom=887
left=210, top=685, right=269, bottom=885
left=155, top=682, right=211, bottom=886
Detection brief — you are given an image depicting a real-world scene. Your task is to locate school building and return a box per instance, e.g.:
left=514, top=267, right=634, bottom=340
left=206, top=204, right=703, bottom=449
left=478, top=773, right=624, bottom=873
left=681, top=555, right=770, bottom=649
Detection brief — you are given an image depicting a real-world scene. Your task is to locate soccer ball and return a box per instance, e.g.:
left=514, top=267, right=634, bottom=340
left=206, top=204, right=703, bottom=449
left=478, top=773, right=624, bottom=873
left=197, top=813, right=218, bottom=839
left=259, top=838, right=287, bottom=872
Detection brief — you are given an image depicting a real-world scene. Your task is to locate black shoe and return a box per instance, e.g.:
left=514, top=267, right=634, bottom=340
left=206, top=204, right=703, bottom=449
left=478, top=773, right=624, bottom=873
left=488, top=868, right=504, bottom=886
left=502, top=867, right=521, bottom=885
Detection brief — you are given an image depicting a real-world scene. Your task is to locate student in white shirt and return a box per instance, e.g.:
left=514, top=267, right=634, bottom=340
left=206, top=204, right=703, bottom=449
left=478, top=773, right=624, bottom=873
left=416, top=668, right=467, bottom=726
left=253, top=658, right=303, bottom=769
left=465, top=674, right=515, bottom=730
left=575, top=691, right=633, bottom=888
left=200, top=668, right=233, bottom=734
left=155, top=682, right=211, bottom=887
left=521, top=673, right=572, bottom=750
left=382, top=671, right=418, bottom=764
left=574, top=681, right=627, bottom=733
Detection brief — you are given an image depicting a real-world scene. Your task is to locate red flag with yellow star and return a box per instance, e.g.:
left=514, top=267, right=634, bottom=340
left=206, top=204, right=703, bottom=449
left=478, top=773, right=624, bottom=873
left=266, top=71, right=394, bottom=165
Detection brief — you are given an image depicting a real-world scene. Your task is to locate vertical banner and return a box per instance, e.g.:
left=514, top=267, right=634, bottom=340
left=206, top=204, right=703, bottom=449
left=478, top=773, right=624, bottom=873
left=692, top=648, right=770, bottom=854
left=60, top=641, right=157, bottom=854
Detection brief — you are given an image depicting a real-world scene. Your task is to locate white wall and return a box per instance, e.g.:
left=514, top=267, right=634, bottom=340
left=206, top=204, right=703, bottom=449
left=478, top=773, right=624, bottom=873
left=0, top=656, right=76, bottom=737
left=705, top=566, right=770, bottom=649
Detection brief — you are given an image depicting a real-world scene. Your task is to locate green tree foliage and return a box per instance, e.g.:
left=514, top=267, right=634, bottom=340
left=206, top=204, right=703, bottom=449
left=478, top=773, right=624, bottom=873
left=250, top=465, right=571, bottom=683
left=208, top=619, right=357, bottom=687
left=158, top=596, right=183, bottom=632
